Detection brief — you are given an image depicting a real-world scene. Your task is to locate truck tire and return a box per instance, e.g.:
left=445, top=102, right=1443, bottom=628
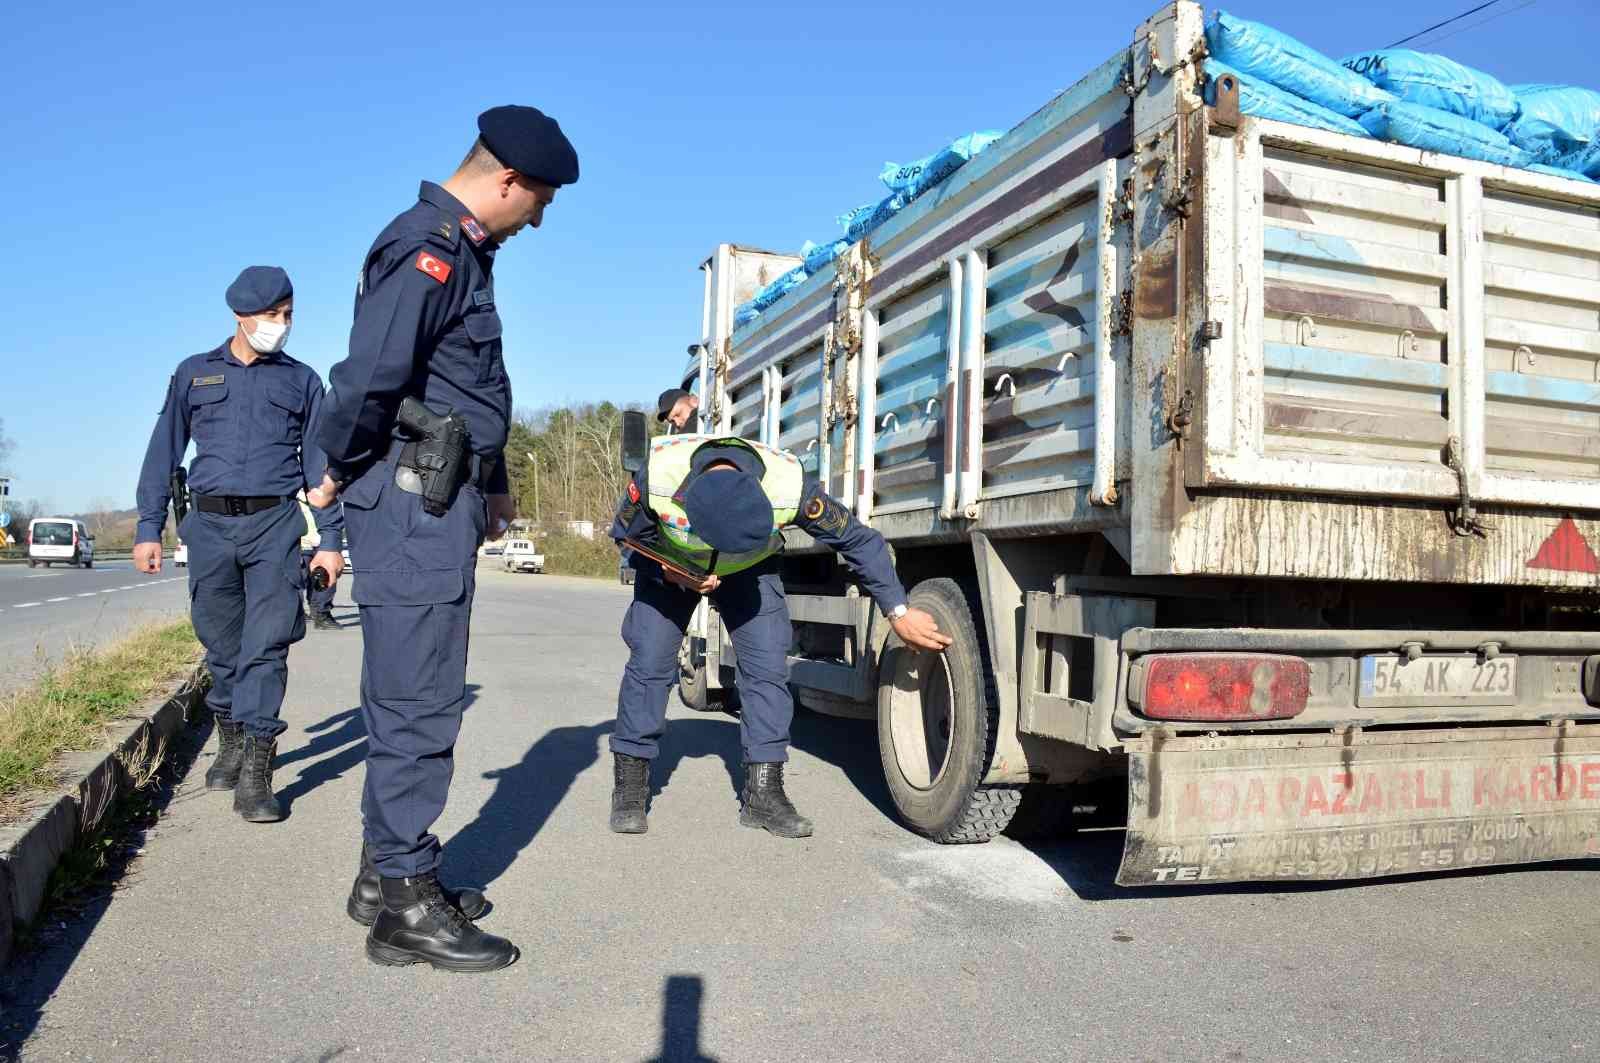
left=877, top=578, right=1019, bottom=844
left=677, top=646, right=738, bottom=715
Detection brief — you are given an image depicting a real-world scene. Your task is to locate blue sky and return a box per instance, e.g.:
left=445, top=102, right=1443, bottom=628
left=2, top=0, right=1595, bottom=513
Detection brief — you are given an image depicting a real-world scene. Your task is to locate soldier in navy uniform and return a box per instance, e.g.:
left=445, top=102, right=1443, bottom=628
left=310, top=106, right=577, bottom=973
left=134, top=266, right=345, bottom=823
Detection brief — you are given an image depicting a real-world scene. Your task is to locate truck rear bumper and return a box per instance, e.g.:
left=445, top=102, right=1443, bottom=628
left=1118, top=723, right=1600, bottom=886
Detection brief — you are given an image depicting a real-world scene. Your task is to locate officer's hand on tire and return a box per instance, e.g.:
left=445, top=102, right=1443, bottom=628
left=891, top=607, right=953, bottom=652
left=306, top=474, right=340, bottom=509
left=311, top=549, right=344, bottom=586
left=665, top=569, right=720, bottom=595
left=133, top=542, right=163, bottom=575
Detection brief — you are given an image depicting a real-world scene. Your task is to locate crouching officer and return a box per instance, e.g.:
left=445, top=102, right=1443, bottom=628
left=609, top=434, right=952, bottom=837
left=134, top=266, right=345, bottom=823
left=309, top=105, right=578, bottom=972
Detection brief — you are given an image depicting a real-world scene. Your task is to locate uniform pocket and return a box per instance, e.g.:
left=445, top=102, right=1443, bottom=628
left=463, top=309, right=503, bottom=384
left=187, top=382, right=229, bottom=445
left=265, top=384, right=305, bottom=437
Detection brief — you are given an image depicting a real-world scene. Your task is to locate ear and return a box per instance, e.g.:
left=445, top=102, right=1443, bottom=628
left=499, top=168, right=520, bottom=198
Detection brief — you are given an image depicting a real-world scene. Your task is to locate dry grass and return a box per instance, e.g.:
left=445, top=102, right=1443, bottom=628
left=0, top=621, right=201, bottom=810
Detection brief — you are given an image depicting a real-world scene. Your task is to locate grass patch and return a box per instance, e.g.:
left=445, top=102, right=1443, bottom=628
left=0, top=621, right=201, bottom=813
left=539, top=531, right=623, bottom=579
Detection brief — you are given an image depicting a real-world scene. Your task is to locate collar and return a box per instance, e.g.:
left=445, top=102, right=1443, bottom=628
left=675, top=442, right=765, bottom=503
left=419, top=181, right=497, bottom=252
left=208, top=339, right=283, bottom=368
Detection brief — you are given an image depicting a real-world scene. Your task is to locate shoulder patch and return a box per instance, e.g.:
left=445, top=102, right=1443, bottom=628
left=804, top=497, right=825, bottom=520
left=415, top=251, right=452, bottom=284
left=627, top=481, right=641, bottom=503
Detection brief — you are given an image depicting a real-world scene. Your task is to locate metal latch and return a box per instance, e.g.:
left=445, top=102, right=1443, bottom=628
left=1443, top=436, right=1493, bottom=538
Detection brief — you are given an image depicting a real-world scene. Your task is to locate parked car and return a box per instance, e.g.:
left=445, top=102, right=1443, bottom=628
left=174, top=540, right=188, bottom=567
left=478, top=542, right=505, bottom=558
left=502, top=539, right=545, bottom=574
left=27, top=518, right=93, bottom=569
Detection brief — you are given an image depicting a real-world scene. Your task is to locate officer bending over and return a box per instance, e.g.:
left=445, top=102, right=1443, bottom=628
left=309, top=105, right=578, bottom=973
left=610, top=434, right=951, bottom=837
left=134, top=266, right=345, bottom=823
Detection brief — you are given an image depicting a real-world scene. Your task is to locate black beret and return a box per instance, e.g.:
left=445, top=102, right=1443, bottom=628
left=683, top=470, right=774, bottom=555
left=656, top=388, right=692, bottom=421
left=225, top=266, right=293, bottom=314
left=477, top=105, right=580, bottom=187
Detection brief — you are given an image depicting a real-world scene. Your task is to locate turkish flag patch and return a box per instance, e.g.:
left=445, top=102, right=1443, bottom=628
left=627, top=481, right=640, bottom=503
left=415, top=251, right=452, bottom=284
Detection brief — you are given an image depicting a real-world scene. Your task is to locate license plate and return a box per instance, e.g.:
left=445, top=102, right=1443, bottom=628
left=1357, top=654, right=1518, bottom=707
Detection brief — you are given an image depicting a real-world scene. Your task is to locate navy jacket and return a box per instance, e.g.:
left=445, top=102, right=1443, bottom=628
left=611, top=442, right=908, bottom=614
left=135, top=342, right=343, bottom=549
left=316, top=181, right=510, bottom=493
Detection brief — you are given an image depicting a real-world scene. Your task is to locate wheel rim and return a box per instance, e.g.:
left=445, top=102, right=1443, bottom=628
left=886, top=647, right=956, bottom=791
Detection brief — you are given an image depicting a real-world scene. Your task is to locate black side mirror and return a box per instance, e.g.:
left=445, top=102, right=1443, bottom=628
left=622, top=410, right=649, bottom=474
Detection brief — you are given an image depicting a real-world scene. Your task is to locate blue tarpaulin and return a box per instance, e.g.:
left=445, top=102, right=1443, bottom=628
left=1358, top=100, right=1532, bottom=169
left=1206, top=12, right=1392, bottom=119
left=1341, top=49, right=1519, bottom=131
left=1205, top=59, right=1371, bottom=139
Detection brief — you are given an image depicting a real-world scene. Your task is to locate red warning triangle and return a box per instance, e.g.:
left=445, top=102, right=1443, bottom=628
left=1526, top=517, right=1600, bottom=574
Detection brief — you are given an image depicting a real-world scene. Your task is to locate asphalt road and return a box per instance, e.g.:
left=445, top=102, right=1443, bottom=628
left=2, top=571, right=1596, bottom=1062
left=0, top=561, right=189, bottom=694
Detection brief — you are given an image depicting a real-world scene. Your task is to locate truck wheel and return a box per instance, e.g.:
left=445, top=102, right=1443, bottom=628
left=877, top=578, right=1019, bottom=843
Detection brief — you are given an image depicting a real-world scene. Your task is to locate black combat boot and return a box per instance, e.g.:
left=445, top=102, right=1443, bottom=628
left=204, top=717, right=245, bottom=791
left=366, top=872, right=519, bottom=973
left=312, top=611, right=340, bottom=631
left=609, top=752, right=651, bottom=834
left=232, top=735, right=284, bottom=823
left=347, top=842, right=489, bottom=926
left=740, top=761, right=813, bottom=838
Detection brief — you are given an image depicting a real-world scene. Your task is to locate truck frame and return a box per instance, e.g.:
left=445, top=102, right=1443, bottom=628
left=670, top=1, right=1600, bottom=885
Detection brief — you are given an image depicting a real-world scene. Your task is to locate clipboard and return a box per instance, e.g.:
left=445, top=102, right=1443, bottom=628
left=623, top=538, right=710, bottom=583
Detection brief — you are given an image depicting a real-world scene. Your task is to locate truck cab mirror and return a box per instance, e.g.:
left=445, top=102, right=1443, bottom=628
left=622, top=410, right=649, bottom=474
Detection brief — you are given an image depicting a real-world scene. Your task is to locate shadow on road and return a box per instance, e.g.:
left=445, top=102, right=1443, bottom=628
left=645, top=974, right=721, bottom=1063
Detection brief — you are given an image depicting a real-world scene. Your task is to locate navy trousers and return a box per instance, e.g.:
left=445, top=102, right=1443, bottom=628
left=611, top=559, right=794, bottom=764
left=181, top=500, right=306, bottom=740
left=300, top=548, right=337, bottom=615
left=341, top=457, right=483, bottom=879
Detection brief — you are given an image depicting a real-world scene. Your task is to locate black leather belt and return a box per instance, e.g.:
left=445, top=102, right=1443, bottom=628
left=193, top=494, right=288, bottom=516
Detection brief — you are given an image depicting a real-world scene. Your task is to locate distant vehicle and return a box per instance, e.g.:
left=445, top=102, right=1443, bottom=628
left=502, top=539, right=545, bottom=574
left=174, top=540, right=188, bottom=567
left=27, top=518, right=93, bottom=569
left=478, top=542, right=505, bottom=558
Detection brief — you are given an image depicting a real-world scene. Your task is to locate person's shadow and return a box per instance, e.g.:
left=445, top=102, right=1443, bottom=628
left=644, top=975, right=721, bottom=1063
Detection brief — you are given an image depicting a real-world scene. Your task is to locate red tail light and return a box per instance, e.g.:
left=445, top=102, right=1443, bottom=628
left=1136, top=653, right=1310, bottom=721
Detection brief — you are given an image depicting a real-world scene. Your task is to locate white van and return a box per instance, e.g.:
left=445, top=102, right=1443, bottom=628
left=28, top=517, right=94, bottom=569
left=502, top=539, right=545, bottom=574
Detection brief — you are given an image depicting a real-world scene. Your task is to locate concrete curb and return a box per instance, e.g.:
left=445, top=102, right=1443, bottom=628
left=0, top=665, right=207, bottom=968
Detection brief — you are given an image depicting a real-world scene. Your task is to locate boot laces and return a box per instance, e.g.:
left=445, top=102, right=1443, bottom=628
left=416, top=875, right=470, bottom=933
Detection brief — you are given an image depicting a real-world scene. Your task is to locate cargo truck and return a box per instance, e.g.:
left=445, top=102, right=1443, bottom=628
left=655, top=1, right=1600, bottom=886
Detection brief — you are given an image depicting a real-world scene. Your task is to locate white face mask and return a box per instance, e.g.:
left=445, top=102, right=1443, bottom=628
left=244, top=317, right=290, bottom=354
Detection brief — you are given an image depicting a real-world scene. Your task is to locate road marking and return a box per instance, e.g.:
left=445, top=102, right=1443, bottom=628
left=14, top=602, right=40, bottom=609
left=46, top=597, right=69, bottom=603
left=118, top=585, right=138, bottom=591
left=77, top=592, right=97, bottom=598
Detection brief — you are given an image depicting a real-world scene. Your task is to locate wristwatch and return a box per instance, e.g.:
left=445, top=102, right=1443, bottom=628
left=887, top=603, right=909, bottom=621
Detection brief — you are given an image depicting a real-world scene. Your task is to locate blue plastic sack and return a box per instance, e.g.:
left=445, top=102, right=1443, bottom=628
left=1205, top=11, right=1392, bottom=119
left=800, top=238, right=848, bottom=276
left=1506, top=84, right=1600, bottom=159
left=1204, top=60, right=1371, bottom=139
left=838, top=194, right=908, bottom=243
left=879, top=131, right=1005, bottom=201
left=1528, top=163, right=1595, bottom=183
left=1557, top=139, right=1600, bottom=179
left=1342, top=49, right=1519, bottom=130
left=1358, top=100, right=1532, bottom=169
left=734, top=264, right=809, bottom=329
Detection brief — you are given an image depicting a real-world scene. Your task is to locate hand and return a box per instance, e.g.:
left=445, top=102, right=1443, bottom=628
left=486, top=493, right=516, bottom=542
left=307, top=474, right=340, bottom=509
left=891, top=607, right=952, bottom=652
left=133, top=542, right=163, bottom=575
left=665, top=568, right=720, bottom=595
left=310, top=549, right=344, bottom=586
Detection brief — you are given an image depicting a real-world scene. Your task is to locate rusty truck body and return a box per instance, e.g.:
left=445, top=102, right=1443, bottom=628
left=671, top=1, right=1600, bottom=885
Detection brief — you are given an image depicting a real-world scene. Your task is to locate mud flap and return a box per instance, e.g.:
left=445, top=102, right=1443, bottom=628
left=1118, top=725, right=1600, bottom=886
